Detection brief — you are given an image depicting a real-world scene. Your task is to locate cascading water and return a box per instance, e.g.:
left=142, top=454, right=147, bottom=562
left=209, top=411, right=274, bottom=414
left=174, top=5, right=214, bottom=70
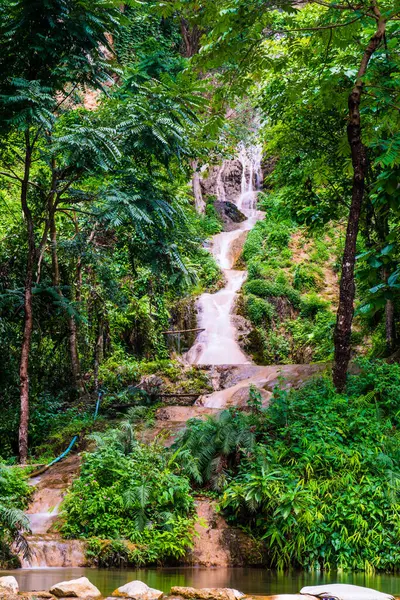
left=186, top=144, right=263, bottom=366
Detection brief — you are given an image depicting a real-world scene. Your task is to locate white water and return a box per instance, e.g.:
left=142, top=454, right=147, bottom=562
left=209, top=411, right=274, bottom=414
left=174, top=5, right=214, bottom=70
left=187, top=144, right=263, bottom=366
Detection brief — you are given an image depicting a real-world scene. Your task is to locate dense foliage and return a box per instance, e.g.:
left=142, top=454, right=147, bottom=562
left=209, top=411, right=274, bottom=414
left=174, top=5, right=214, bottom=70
left=61, top=422, right=196, bottom=566
left=176, top=362, right=400, bottom=572
left=0, top=466, right=31, bottom=567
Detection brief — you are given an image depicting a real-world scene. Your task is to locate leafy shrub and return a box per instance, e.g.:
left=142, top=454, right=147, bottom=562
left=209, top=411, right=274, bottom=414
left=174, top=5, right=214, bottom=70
left=174, top=408, right=266, bottom=491
left=259, top=328, right=291, bottom=363
left=267, top=224, right=291, bottom=249
left=220, top=367, right=400, bottom=572
left=86, top=515, right=196, bottom=566
left=0, top=466, right=31, bottom=510
left=0, top=465, right=31, bottom=567
left=292, top=263, right=324, bottom=292
left=199, top=200, right=223, bottom=236
left=61, top=423, right=196, bottom=565
left=300, top=292, right=330, bottom=318
left=245, top=295, right=276, bottom=325
left=243, top=220, right=292, bottom=263
left=285, top=311, right=335, bottom=362
left=243, top=223, right=266, bottom=261
left=244, top=279, right=300, bottom=307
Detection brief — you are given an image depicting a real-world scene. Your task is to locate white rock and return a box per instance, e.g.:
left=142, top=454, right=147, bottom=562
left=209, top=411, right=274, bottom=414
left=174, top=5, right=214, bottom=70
left=300, top=584, right=394, bottom=600
left=0, top=576, right=19, bottom=594
left=50, top=576, right=102, bottom=598
left=271, top=596, right=318, bottom=600
left=112, top=580, right=163, bottom=600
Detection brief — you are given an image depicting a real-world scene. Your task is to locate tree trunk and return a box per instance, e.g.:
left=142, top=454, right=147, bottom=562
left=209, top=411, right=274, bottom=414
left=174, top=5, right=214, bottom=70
left=180, top=18, right=201, bottom=57
left=93, top=321, right=104, bottom=391
left=332, top=5, right=386, bottom=391
left=49, top=210, right=60, bottom=287
left=19, top=133, right=34, bottom=464
left=191, top=160, right=205, bottom=213
left=385, top=298, right=396, bottom=353
left=19, top=259, right=33, bottom=464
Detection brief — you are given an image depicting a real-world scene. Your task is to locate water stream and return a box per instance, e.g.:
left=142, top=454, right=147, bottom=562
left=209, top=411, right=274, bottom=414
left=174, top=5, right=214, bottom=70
left=3, top=567, right=400, bottom=597
left=186, top=145, right=264, bottom=367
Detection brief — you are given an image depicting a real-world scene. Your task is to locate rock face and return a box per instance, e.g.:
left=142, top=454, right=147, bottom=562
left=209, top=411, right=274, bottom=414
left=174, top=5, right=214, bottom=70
left=184, top=499, right=264, bottom=566
left=50, top=577, right=102, bottom=599
left=300, top=585, right=394, bottom=600
left=0, top=576, right=19, bottom=594
left=112, top=581, right=163, bottom=600
left=20, top=537, right=87, bottom=568
left=170, top=588, right=244, bottom=600
left=200, top=160, right=243, bottom=204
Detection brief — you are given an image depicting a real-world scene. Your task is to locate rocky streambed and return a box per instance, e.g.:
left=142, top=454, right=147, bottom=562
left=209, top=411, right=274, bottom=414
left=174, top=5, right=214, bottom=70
left=0, top=576, right=396, bottom=600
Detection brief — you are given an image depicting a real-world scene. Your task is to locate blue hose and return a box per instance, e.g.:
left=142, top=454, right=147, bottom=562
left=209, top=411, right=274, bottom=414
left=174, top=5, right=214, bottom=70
left=94, top=391, right=102, bottom=420
left=32, top=393, right=103, bottom=476
left=46, top=435, right=78, bottom=468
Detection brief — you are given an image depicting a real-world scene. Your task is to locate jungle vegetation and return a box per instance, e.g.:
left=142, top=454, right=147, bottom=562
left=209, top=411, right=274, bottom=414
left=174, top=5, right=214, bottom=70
left=1, top=0, right=400, bottom=573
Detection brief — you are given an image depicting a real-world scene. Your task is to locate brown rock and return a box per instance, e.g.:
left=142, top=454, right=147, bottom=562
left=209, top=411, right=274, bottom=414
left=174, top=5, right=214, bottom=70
left=170, top=588, right=245, bottom=600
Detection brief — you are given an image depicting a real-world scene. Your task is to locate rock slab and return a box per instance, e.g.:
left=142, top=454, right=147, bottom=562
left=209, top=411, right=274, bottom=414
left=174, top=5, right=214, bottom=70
left=112, top=580, right=163, bottom=600
left=0, top=576, right=19, bottom=594
left=50, top=576, right=102, bottom=598
left=170, top=587, right=245, bottom=600
left=300, top=585, right=394, bottom=600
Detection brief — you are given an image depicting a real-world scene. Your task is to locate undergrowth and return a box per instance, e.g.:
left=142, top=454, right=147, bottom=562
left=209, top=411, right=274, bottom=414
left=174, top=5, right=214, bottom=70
left=240, top=193, right=339, bottom=364
left=174, top=361, right=400, bottom=573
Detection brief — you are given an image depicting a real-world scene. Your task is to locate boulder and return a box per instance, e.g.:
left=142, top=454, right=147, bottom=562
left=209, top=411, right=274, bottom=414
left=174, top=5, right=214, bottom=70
left=267, top=596, right=318, bottom=600
left=50, top=576, right=101, bottom=598
left=214, top=201, right=246, bottom=231
left=21, top=594, right=55, bottom=599
left=0, top=576, right=19, bottom=594
left=112, top=580, right=163, bottom=600
left=170, top=587, right=245, bottom=600
left=300, top=585, right=394, bottom=600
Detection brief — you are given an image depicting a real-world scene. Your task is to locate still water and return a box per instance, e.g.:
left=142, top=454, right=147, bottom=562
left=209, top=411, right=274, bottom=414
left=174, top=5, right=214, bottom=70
left=2, top=567, right=400, bottom=597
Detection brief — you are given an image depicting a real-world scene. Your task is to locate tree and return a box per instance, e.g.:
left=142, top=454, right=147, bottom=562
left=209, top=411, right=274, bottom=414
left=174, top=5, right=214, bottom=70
left=0, top=0, right=122, bottom=462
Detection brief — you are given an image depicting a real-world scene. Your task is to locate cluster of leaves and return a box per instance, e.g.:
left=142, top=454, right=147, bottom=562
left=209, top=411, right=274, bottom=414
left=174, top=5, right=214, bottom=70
left=61, top=422, right=196, bottom=565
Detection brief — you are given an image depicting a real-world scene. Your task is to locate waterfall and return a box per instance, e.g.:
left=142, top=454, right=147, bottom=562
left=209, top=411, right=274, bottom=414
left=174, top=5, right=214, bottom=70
left=237, top=143, right=263, bottom=211
left=216, top=164, right=227, bottom=202
left=186, top=143, right=264, bottom=366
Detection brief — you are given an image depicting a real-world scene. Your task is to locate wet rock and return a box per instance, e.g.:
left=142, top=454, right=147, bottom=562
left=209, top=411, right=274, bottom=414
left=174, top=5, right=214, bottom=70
left=214, top=201, right=246, bottom=231
left=170, top=587, right=245, bottom=600
left=300, top=584, right=394, bottom=600
left=50, top=576, right=101, bottom=598
left=0, top=576, right=18, bottom=594
left=112, top=580, right=163, bottom=600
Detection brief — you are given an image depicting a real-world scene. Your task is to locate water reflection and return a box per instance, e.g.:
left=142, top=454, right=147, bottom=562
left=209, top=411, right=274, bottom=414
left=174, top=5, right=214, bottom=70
left=1, top=567, right=400, bottom=597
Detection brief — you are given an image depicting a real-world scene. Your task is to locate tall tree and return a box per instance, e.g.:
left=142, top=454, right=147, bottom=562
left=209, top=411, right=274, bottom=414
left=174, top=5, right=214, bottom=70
left=0, top=0, right=121, bottom=462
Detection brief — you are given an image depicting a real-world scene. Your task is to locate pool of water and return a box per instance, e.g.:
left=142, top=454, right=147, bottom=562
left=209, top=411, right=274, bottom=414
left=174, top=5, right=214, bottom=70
left=1, top=567, right=400, bottom=597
